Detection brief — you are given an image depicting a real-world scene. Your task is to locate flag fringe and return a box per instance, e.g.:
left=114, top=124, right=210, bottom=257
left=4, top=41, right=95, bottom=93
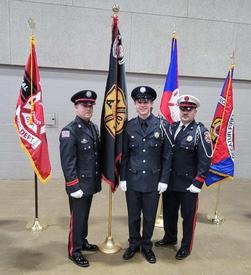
left=13, top=120, right=51, bottom=184
left=204, top=176, right=233, bottom=188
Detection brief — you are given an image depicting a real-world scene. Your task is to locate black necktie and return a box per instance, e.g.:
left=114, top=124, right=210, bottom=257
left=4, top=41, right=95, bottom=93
left=141, top=121, right=148, bottom=132
left=175, top=125, right=185, bottom=142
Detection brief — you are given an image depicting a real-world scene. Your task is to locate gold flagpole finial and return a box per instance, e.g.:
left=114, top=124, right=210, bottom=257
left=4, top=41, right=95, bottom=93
left=112, top=3, right=120, bottom=14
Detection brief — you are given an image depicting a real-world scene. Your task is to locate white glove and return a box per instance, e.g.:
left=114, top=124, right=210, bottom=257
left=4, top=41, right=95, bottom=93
left=186, top=184, right=201, bottom=193
left=70, top=189, right=84, bottom=198
left=157, top=182, right=168, bottom=194
left=119, top=181, right=127, bottom=192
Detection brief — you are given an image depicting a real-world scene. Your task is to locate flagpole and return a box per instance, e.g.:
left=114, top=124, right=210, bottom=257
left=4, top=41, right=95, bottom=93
left=26, top=173, right=48, bottom=231
left=155, top=197, right=164, bottom=227
left=207, top=56, right=235, bottom=225
left=25, top=18, right=47, bottom=232
left=99, top=4, right=121, bottom=253
left=155, top=29, right=178, bottom=228
left=99, top=183, right=121, bottom=253
left=207, top=184, right=225, bottom=224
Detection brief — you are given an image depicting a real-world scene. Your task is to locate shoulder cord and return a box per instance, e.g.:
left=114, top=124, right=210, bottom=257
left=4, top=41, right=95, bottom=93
left=159, top=116, right=174, bottom=147
left=196, top=124, right=213, bottom=158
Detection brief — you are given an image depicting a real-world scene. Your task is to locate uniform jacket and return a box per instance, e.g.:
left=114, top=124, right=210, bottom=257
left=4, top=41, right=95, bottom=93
left=168, top=120, right=212, bottom=192
left=59, top=116, right=101, bottom=196
left=120, top=114, right=172, bottom=192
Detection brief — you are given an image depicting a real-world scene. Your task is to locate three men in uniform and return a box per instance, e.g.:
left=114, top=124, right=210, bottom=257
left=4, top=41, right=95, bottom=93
left=59, top=88, right=212, bottom=266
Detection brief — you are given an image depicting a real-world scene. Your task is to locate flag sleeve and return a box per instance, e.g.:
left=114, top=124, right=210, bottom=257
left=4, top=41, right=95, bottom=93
left=193, top=125, right=212, bottom=189
left=59, top=128, right=80, bottom=194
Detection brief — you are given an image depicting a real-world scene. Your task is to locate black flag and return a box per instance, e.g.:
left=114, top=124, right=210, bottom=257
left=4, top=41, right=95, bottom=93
left=100, top=15, right=128, bottom=191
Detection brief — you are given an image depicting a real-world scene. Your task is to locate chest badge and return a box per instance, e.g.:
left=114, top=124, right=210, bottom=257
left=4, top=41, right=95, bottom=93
left=187, top=135, right=193, bottom=142
left=154, top=132, right=160, bottom=139
left=81, top=138, right=88, bottom=144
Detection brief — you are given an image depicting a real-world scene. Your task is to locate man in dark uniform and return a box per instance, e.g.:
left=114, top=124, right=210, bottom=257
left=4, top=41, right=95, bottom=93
left=120, top=86, right=172, bottom=264
left=155, top=94, right=212, bottom=260
left=59, top=90, right=101, bottom=267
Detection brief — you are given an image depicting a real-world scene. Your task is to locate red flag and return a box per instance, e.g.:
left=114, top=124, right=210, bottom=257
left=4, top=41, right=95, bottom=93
left=205, top=65, right=234, bottom=186
left=14, top=36, right=51, bottom=183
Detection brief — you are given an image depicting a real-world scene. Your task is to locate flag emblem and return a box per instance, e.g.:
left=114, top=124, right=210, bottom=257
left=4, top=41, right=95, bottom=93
left=104, top=84, right=127, bottom=137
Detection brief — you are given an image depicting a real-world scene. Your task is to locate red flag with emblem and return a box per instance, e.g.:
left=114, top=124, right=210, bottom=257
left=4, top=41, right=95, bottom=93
left=14, top=36, right=51, bottom=183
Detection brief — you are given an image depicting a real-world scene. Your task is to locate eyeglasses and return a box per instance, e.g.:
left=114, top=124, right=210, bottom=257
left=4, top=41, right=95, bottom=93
left=179, top=106, right=195, bottom=112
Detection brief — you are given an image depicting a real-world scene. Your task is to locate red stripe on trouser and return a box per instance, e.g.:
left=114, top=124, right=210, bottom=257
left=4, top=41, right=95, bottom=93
left=69, top=211, right=73, bottom=256
left=189, top=195, right=199, bottom=252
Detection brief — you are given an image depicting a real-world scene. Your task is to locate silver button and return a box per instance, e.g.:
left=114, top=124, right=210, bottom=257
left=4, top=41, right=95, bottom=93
left=78, top=124, right=81, bottom=128
left=143, top=138, right=146, bottom=142
left=96, top=162, right=98, bottom=165
left=96, top=172, right=98, bottom=175
left=142, top=170, right=146, bottom=174
left=143, top=160, right=146, bottom=163
left=131, top=136, right=135, bottom=139
left=88, top=146, right=91, bottom=149
left=186, top=147, right=188, bottom=149
left=81, top=174, right=85, bottom=178
left=143, top=149, right=146, bottom=152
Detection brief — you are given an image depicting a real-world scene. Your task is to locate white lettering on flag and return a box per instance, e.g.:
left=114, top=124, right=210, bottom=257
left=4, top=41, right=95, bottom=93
left=16, top=106, right=41, bottom=149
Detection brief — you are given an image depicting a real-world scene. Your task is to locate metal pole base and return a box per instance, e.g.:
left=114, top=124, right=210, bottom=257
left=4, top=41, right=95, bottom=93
left=26, top=218, right=48, bottom=232
left=98, top=236, right=121, bottom=254
left=207, top=213, right=225, bottom=225
left=155, top=216, right=164, bottom=228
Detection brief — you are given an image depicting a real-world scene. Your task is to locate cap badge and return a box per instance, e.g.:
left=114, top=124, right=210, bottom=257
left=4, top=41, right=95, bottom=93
left=140, top=87, right=146, bottom=93
left=154, top=132, right=160, bottom=139
left=187, top=135, right=193, bottom=142
left=184, top=96, right=189, bottom=101
left=81, top=138, right=88, bottom=144
left=86, top=91, right=92, bottom=98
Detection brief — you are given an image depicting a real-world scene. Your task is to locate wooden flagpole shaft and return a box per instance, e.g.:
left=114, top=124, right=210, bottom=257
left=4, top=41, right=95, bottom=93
left=207, top=184, right=225, bottom=224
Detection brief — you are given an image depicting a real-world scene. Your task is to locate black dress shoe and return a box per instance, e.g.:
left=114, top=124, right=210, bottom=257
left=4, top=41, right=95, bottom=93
left=175, top=248, right=190, bottom=260
left=123, top=247, right=140, bottom=260
left=142, top=249, right=156, bottom=264
left=69, top=254, right=89, bottom=267
left=155, top=239, right=177, bottom=247
left=82, top=240, right=98, bottom=251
